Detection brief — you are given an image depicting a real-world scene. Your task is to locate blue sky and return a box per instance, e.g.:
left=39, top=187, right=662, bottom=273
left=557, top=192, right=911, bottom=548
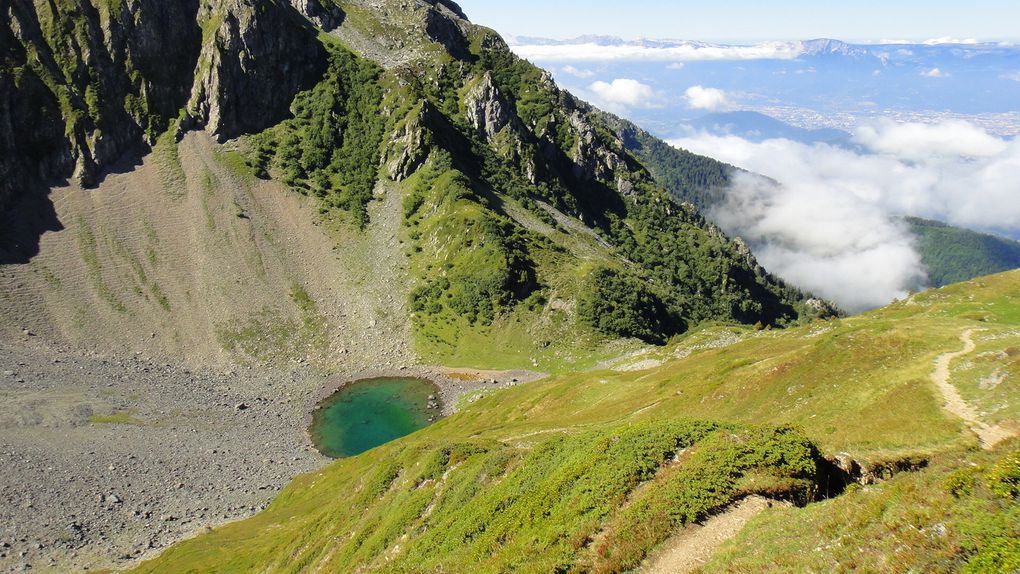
left=453, top=0, right=1020, bottom=43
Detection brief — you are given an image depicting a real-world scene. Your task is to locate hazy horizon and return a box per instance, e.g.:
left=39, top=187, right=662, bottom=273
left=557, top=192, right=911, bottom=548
left=454, top=0, right=1020, bottom=44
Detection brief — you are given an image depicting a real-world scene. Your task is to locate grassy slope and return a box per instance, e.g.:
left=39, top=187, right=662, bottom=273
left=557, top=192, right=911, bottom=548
left=400, top=159, right=640, bottom=373
left=702, top=445, right=1020, bottom=573
left=907, top=217, right=1020, bottom=288
left=133, top=422, right=818, bottom=573
left=133, top=271, right=1020, bottom=572
left=437, top=271, right=1020, bottom=462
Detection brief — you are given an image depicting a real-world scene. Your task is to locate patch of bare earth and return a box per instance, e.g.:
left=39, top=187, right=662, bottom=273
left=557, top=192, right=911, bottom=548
left=638, top=496, right=788, bottom=574
left=930, top=329, right=1018, bottom=449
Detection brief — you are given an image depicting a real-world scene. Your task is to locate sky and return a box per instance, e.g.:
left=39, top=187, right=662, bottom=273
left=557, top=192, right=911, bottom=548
left=453, top=0, right=1020, bottom=43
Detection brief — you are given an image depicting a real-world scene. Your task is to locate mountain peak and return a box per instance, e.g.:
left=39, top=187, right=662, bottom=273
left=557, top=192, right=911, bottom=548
left=801, top=38, right=868, bottom=57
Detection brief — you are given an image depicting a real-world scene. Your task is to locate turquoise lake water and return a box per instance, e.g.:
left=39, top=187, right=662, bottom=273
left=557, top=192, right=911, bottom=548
left=310, top=377, right=439, bottom=458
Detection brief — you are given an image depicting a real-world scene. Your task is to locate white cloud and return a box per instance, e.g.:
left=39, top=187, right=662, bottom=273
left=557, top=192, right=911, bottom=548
left=667, top=62, right=685, bottom=70
left=855, top=119, right=1006, bottom=160
left=684, top=85, right=730, bottom=111
left=1003, top=71, right=1020, bottom=82
left=921, top=67, right=949, bottom=78
left=561, top=65, right=595, bottom=78
left=510, top=40, right=805, bottom=63
left=589, top=78, right=658, bottom=108
left=923, top=37, right=979, bottom=45
left=669, top=120, right=1020, bottom=312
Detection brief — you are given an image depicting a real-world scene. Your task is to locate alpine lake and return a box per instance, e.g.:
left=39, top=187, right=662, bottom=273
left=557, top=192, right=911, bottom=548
left=310, top=377, right=441, bottom=458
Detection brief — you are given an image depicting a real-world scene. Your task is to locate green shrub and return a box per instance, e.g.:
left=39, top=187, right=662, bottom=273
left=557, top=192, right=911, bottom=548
left=577, top=266, right=684, bottom=344
left=963, top=536, right=1020, bottom=573
left=246, top=43, right=385, bottom=227
left=945, top=467, right=978, bottom=498
left=986, top=450, right=1020, bottom=499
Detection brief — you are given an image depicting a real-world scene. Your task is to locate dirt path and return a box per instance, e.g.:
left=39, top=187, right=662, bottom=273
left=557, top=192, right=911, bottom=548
left=931, top=329, right=1016, bottom=449
left=639, top=496, right=784, bottom=574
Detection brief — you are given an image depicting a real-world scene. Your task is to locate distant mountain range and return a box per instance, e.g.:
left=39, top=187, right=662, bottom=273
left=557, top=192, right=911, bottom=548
left=509, top=36, right=1020, bottom=137
left=678, top=111, right=852, bottom=145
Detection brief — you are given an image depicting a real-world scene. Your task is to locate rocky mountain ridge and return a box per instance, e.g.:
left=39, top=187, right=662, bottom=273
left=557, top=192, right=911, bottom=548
left=2, top=0, right=829, bottom=369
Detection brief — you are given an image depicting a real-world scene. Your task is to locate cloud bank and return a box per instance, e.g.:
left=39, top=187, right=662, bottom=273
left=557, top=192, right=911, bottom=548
left=923, top=37, right=980, bottom=45
left=669, top=120, right=1020, bottom=312
left=511, top=40, right=805, bottom=63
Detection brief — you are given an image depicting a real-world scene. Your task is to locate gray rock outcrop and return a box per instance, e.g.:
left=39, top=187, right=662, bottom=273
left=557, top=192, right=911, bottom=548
left=187, top=0, right=327, bottom=141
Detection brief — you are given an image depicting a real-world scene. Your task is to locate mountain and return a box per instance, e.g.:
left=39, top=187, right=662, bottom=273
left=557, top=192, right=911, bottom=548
left=800, top=38, right=869, bottom=58
left=134, top=269, right=1020, bottom=573
left=512, top=36, right=1020, bottom=137
left=907, top=217, right=1020, bottom=287
left=679, top=111, right=852, bottom=145
left=1, top=2, right=1018, bottom=573
left=0, top=0, right=835, bottom=377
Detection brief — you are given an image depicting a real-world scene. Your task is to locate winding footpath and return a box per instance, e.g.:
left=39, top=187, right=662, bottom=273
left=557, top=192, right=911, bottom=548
left=639, top=496, right=787, bottom=574
left=931, top=329, right=1016, bottom=449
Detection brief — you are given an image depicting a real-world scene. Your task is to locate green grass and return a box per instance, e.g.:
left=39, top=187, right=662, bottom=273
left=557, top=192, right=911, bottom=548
left=467, top=272, right=1020, bottom=461
left=133, top=421, right=818, bottom=573
left=213, top=146, right=256, bottom=183
left=701, top=442, right=1020, bottom=573
left=153, top=125, right=186, bottom=196
left=952, top=332, right=1020, bottom=426
left=89, top=410, right=145, bottom=425
left=135, top=271, right=1020, bottom=573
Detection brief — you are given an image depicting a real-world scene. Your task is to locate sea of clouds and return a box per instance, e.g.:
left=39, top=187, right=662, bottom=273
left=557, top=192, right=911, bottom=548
left=506, top=36, right=1020, bottom=312
left=669, top=120, right=1020, bottom=312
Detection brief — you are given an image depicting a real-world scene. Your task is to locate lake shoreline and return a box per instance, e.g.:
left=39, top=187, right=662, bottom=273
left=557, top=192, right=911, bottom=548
left=305, top=365, right=547, bottom=432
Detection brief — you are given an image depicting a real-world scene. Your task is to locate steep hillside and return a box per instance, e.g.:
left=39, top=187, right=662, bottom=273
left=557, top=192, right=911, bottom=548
left=134, top=270, right=1020, bottom=572
left=0, top=132, right=415, bottom=369
left=907, top=217, right=1020, bottom=288
left=1, top=0, right=829, bottom=374
left=605, top=115, right=737, bottom=213
left=613, top=121, right=1020, bottom=294
left=703, top=445, right=1020, bottom=573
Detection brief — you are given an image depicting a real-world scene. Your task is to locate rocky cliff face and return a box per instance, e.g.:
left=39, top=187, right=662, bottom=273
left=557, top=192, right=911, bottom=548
left=464, top=72, right=513, bottom=140
left=0, top=0, right=331, bottom=213
left=186, top=0, right=327, bottom=141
